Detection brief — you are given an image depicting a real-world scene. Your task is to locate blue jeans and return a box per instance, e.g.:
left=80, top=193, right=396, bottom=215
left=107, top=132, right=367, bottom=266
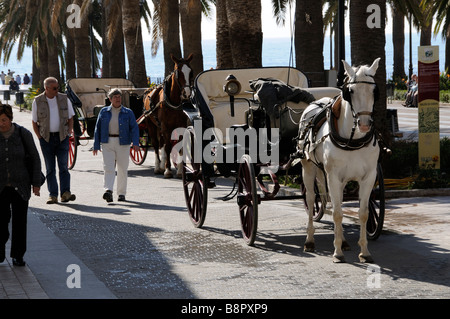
left=39, top=135, right=71, bottom=197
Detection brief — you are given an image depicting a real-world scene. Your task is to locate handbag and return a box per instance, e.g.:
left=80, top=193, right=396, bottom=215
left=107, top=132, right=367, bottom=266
left=19, top=126, right=46, bottom=187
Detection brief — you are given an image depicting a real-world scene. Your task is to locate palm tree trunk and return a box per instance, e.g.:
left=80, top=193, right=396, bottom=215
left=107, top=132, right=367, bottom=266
left=225, top=0, right=262, bottom=68
left=392, top=3, right=406, bottom=79
left=73, top=0, right=92, bottom=77
left=122, top=0, right=148, bottom=87
left=446, top=26, right=450, bottom=74
left=216, top=0, right=233, bottom=69
left=161, top=0, right=182, bottom=76
left=180, top=0, right=204, bottom=78
left=32, top=42, right=40, bottom=87
left=350, top=0, right=387, bottom=141
left=38, top=37, right=49, bottom=90
left=295, top=0, right=325, bottom=87
left=66, top=28, right=76, bottom=80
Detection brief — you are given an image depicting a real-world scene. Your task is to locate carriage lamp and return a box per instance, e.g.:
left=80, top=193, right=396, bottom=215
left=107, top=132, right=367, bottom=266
left=224, top=75, right=241, bottom=117
left=224, top=74, right=241, bottom=96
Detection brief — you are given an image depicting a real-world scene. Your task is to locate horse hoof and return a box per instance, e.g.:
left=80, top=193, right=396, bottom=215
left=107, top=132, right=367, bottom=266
left=154, top=169, right=164, bottom=175
left=304, top=242, right=315, bottom=252
left=164, top=172, right=173, bottom=178
left=359, top=254, right=374, bottom=263
left=342, top=241, right=351, bottom=251
left=333, top=255, right=346, bottom=263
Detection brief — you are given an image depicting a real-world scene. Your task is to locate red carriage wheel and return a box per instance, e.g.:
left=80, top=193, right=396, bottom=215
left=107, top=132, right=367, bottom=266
left=237, top=154, right=259, bottom=246
left=68, top=135, right=77, bottom=170
left=130, top=131, right=149, bottom=165
left=182, top=127, right=208, bottom=228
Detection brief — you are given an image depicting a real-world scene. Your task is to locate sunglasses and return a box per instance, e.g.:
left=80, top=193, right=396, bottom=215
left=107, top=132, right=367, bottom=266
left=46, top=86, right=59, bottom=91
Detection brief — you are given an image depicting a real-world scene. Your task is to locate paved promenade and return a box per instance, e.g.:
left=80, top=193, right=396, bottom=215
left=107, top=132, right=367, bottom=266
left=1, top=102, right=449, bottom=302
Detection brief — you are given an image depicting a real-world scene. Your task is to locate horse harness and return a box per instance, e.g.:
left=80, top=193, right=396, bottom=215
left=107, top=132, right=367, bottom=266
left=138, top=68, right=193, bottom=128
left=297, top=90, right=377, bottom=164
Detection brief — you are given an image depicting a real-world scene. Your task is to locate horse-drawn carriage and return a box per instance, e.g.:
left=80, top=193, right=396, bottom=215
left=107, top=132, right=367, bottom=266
left=180, top=63, right=385, bottom=263
left=66, top=78, right=149, bottom=169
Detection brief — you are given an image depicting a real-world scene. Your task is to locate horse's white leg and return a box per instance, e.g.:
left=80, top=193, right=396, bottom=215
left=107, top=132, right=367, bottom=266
left=154, top=148, right=164, bottom=175
left=328, top=176, right=346, bottom=263
left=163, top=146, right=173, bottom=178
left=357, top=181, right=374, bottom=263
left=302, top=163, right=316, bottom=252
left=176, top=158, right=183, bottom=178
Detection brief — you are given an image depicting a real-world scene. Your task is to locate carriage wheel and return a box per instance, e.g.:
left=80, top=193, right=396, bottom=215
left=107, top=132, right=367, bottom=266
left=300, top=180, right=326, bottom=222
left=68, top=135, right=77, bottom=170
left=237, top=154, right=259, bottom=246
left=182, top=127, right=208, bottom=228
left=130, top=131, right=149, bottom=165
left=367, top=162, right=385, bottom=240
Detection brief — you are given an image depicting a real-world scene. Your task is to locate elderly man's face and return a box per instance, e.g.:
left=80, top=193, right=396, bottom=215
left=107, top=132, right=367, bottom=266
left=110, top=94, right=122, bottom=107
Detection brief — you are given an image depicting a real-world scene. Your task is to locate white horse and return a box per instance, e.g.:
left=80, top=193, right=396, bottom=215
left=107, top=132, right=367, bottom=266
left=298, top=58, right=381, bottom=263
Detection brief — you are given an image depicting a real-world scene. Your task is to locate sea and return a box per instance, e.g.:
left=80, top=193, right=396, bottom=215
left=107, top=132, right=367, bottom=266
left=1, top=33, right=446, bottom=84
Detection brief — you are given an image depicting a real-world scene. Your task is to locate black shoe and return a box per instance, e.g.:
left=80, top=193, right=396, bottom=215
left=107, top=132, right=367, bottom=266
left=118, top=195, right=126, bottom=202
left=103, top=190, right=113, bottom=203
left=12, top=257, right=26, bottom=266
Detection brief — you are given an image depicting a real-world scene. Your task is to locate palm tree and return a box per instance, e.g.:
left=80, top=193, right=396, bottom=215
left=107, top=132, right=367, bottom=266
left=390, top=1, right=407, bottom=80
left=216, top=0, right=262, bottom=69
left=349, top=0, right=387, bottom=137
left=122, top=0, right=148, bottom=86
left=422, top=0, right=450, bottom=72
left=216, top=0, right=233, bottom=68
left=295, top=0, right=325, bottom=87
left=159, top=0, right=182, bottom=76
left=180, top=0, right=204, bottom=77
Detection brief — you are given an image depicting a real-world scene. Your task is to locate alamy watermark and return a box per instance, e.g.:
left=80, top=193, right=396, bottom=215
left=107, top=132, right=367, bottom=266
left=366, top=264, right=381, bottom=288
left=66, top=4, right=81, bottom=29
left=366, top=4, right=381, bottom=29
left=66, top=264, right=81, bottom=289
left=170, top=120, right=280, bottom=173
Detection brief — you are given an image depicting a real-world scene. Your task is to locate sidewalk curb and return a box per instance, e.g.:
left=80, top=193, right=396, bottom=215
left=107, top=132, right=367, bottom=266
left=268, top=184, right=450, bottom=200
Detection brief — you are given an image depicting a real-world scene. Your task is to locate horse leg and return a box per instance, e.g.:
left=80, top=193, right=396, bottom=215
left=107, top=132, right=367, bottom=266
left=302, top=163, right=316, bottom=252
left=154, top=148, right=164, bottom=175
left=163, top=142, right=173, bottom=178
left=328, top=176, right=346, bottom=263
left=176, top=150, right=183, bottom=178
left=357, top=181, right=374, bottom=263
left=153, top=138, right=164, bottom=175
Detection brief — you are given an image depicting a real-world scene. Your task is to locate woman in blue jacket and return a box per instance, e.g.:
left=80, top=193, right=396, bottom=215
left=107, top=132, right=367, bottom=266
left=93, top=89, right=140, bottom=202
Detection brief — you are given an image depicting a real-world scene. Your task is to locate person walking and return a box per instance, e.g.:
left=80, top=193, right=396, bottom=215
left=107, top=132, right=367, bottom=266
left=0, top=104, right=42, bottom=266
left=31, top=77, right=76, bottom=204
left=93, top=88, right=139, bottom=202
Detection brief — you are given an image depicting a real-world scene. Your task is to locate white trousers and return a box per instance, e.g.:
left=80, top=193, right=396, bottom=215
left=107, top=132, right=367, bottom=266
left=101, top=137, right=130, bottom=196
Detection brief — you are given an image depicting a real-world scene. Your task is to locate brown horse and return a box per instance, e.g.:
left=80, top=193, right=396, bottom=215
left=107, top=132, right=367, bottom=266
left=141, top=53, right=193, bottom=178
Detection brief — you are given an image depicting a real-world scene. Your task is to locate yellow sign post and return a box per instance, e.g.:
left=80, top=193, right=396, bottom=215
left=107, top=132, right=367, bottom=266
left=418, top=46, right=440, bottom=169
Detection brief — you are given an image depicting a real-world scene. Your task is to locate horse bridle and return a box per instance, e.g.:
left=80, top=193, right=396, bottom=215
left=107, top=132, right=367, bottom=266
left=329, top=78, right=378, bottom=150
left=173, top=63, right=193, bottom=98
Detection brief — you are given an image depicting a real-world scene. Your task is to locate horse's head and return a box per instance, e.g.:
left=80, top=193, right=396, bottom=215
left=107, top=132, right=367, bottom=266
left=171, top=53, right=194, bottom=100
left=341, top=58, right=380, bottom=133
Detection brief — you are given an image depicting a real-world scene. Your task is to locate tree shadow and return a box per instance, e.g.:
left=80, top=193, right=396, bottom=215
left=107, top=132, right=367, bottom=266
left=32, top=210, right=196, bottom=299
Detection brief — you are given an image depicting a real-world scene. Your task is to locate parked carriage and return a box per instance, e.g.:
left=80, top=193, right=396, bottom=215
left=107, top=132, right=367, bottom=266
left=179, top=66, right=385, bottom=250
left=66, top=78, right=150, bottom=169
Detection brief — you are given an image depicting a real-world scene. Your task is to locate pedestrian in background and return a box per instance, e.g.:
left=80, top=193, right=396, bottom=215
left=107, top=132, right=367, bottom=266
left=23, top=73, right=30, bottom=85
left=31, top=77, right=76, bottom=204
left=0, top=104, right=42, bottom=266
left=93, top=88, right=139, bottom=203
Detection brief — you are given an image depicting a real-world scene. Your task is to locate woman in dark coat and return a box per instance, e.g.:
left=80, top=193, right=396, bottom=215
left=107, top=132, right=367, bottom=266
left=0, top=104, right=42, bottom=266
